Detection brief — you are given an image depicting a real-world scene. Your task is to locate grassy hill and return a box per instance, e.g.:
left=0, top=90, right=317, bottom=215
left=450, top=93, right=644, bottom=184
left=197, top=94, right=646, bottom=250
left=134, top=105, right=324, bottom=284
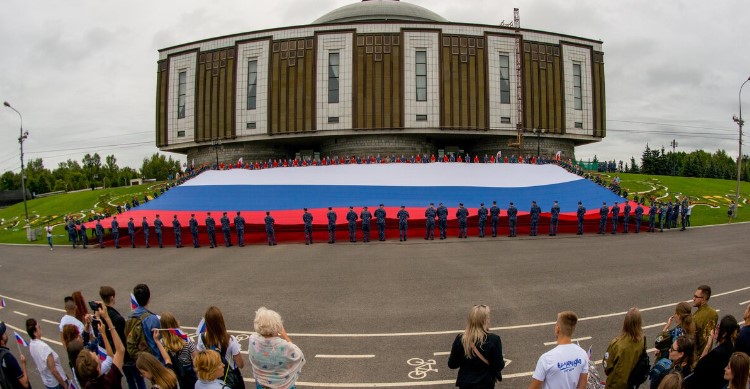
left=0, top=172, right=747, bottom=245
left=0, top=183, right=159, bottom=244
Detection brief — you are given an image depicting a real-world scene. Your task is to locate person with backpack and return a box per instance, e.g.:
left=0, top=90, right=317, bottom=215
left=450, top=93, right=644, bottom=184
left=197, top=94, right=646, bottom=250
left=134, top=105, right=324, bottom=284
left=654, top=302, right=696, bottom=360
left=99, top=287, right=144, bottom=389
left=447, top=305, right=504, bottom=388
left=196, top=307, right=244, bottom=389
left=603, top=307, right=647, bottom=389
left=135, top=330, right=178, bottom=389
left=126, top=285, right=162, bottom=364
left=159, top=313, right=197, bottom=389
left=648, top=335, right=694, bottom=389
left=0, top=321, right=31, bottom=389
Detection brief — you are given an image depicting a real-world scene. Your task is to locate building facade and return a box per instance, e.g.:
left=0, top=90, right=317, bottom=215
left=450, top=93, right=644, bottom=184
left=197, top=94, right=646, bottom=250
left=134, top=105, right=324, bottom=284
left=156, top=0, right=606, bottom=165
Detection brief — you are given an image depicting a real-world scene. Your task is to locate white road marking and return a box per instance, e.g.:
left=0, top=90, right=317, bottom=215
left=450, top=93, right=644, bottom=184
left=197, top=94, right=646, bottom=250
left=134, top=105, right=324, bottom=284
left=544, top=336, right=591, bottom=346
left=0, top=294, right=65, bottom=312
left=740, top=300, right=750, bottom=305
left=315, top=354, right=375, bottom=359
left=644, top=322, right=667, bottom=329
left=433, top=351, right=450, bottom=356
left=13, top=311, right=28, bottom=317
left=42, top=319, right=60, bottom=325
left=4, top=322, right=62, bottom=345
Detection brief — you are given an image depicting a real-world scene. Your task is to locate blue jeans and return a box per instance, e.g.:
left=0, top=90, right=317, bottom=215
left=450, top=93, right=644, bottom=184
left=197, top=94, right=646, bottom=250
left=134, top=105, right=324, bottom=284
left=123, top=363, right=147, bottom=389
left=46, top=384, right=64, bottom=389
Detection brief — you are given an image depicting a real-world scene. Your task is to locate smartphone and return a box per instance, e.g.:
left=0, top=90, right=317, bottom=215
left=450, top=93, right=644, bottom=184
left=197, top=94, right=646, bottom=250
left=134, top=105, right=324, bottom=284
left=88, top=301, right=102, bottom=312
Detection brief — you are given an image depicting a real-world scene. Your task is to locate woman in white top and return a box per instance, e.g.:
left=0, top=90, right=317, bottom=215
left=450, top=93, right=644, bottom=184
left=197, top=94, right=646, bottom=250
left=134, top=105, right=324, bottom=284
left=196, top=306, right=244, bottom=389
left=247, top=307, right=305, bottom=389
left=26, top=318, right=69, bottom=389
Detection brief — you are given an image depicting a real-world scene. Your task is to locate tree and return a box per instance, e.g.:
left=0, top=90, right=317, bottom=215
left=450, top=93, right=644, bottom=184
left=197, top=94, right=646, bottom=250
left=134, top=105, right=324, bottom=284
left=629, top=156, right=639, bottom=173
left=141, top=153, right=181, bottom=181
left=0, top=171, right=20, bottom=190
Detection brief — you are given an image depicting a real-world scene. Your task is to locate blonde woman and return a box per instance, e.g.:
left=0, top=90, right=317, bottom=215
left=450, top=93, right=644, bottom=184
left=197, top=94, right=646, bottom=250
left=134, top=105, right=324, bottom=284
left=136, top=328, right=179, bottom=389
left=193, top=350, right=226, bottom=389
left=248, top=307, right=305, bottom=389
left=160, top=312, right=198, bottom=389
left=603, top=307, right=645, bottom=389
left=448, top=305, right=505, bottom=388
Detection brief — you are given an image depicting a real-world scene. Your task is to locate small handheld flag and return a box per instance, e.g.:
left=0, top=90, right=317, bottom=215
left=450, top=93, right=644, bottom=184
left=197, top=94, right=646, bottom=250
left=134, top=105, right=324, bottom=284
left=196, top=318, right=206, bottom=336
left=1, top=298, right=6, bottom=308
left=68, top=379, right=76, bottom=389
left=96, top=346, right=108, bottom=361
left=14, top=332, right=29, bottom=347
left=130, top=294, right=139, bottom=311
left=166, top=328, right=189, bottom=340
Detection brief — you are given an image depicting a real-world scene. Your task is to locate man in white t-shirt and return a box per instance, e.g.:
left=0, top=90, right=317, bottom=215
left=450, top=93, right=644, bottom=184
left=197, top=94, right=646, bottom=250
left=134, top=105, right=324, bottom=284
left=58, top=297, right=85, bottom=341
left=529, top=311, right=589, bottom=389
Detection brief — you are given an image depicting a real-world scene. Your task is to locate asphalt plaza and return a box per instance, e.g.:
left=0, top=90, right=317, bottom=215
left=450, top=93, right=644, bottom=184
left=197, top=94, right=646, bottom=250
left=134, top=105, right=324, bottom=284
left=1, top=222, right=749, bottom=388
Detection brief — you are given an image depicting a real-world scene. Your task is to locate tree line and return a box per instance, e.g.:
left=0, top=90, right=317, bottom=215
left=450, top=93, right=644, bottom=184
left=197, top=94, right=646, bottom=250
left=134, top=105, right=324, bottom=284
left=634, top=145, right=750, bottom=180
left=0, top=153, right=182, bottom=195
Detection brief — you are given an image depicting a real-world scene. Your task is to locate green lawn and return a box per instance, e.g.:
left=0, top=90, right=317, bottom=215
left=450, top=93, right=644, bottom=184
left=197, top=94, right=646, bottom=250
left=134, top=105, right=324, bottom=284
left=0, top=183, right=161, bottom=244
left=590, top=172, right=748, bottom=226
left=1, top=173, right=747, bottom=245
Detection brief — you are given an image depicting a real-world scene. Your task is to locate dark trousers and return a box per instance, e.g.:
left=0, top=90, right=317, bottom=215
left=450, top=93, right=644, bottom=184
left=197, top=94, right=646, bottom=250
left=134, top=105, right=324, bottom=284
left=223, top=229, right=232, bottom=246
left=122, top=363, right=147, bottom=389
left=266, top=228, right=276, bottom=245
left=328, top=225, right=336, bottom=243
left=144, top=232, right=149, bottom=247
left=623, top=214, right=629, bottom=232
left=129, top=232, right=135, bottom=247
left=598, top=217, right=607, bottom=233
left=175, top=231, right=182, bottom=247
left=458, top=221, right=467, bottom=238
left=378, top=222, right=385, bottom=241
left=509, top=219, right=517, bottom=236
left=70, top=234, right=77, bottom=248
left=208, top=230, right=216, bottom=247
left=97, top=233, right=104, bottom=247
left=577, top=218, right=584, bottom=234
left=113, top=233, right=120, bottom=247
left=635, top=217, right=642, bottom=233
left=649, top=217, right=655, bottom=232
left=530, top=219, right=538, bottom=236
left=478, top=220, right=486, bottom=237
left=156, top=231, right=163, bottom=247
left=425, top=221, right=434, bottom=239
left=439, top=220, right=447, bottom=239
left=348, top=223, right=356, bottom=242
left=611, top=217, right=618, bottom=234
left=237, top=229, right=244, bottom=246
left=362, top=224, right=370, bottom=242
left=491, top=217, right=498, bottom=237
left=399, top=223, right=407, bottom=241
left=191, top=231, right=199, bottom=247
left=304, top=225, right=313, bottom=244
left=550, top=218, right=558, bottom=235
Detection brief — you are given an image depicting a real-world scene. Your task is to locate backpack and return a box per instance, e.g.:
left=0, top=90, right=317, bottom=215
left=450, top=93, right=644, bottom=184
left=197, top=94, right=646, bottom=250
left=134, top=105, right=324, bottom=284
left=627, top=336, right=650, bottom=388
left=1, top=349, right=15, bottom=389
left=168, top=349, right=197, bottom=389
left=125, top=311, right=152, bottom=362
left=201, top=334, right=244, bottom=389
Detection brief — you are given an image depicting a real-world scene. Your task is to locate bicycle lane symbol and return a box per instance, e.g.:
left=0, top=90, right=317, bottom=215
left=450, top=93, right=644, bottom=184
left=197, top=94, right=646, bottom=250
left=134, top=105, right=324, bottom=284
left=407, top=357, right=438, bottom=380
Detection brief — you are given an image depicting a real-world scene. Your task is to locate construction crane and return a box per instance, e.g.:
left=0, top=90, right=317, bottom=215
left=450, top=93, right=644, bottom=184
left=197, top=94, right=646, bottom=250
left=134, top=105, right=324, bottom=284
left=508, top=8, right=524, bottom=149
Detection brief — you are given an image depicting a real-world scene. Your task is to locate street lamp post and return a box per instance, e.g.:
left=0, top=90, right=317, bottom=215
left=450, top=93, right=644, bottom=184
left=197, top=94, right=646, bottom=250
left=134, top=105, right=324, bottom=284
left=3, top=101, right=30, bottom=239
left=532, top=128, right=546, bottom=157
left=733, top=76, right=750, bottom=219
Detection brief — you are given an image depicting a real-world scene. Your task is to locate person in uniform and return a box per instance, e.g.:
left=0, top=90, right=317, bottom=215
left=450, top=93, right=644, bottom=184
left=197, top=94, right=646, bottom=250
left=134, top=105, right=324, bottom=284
left=659, top=202, right=668, bottom=232
left=234, top=211, right=246, bottom=247
left=456, top=203, right=468, bottom=238
left=648, top=202, right=657, bottom=232
left=576, top=201, right=586, bottom=235
left=205, top=212, right=217, bottom=248
left=154, top=214, right=164, bottom=248
left=507, top=202, right=518, bottom=237
left=303, top=208, right=314, bottom=245
left=671, top=200, right=680, bottom=229
left=665, top=201, right=673, bottom=230
left=172, top=215, right=182, bottom=248
left=490, top=201, right=500, bottom=237
left=610, top=201, right=620, bottom=235
left=220, top=212, right=232, bottom=247
left=68, top=218, right=78, bottom=248
left=142, top=216, right=150, bottom=248
left=437, top=203, right=448, bottom=240
left=634, top=202, right=644, bottom=233
left=622, top=201, right=632, bottom=233
left=375, top=204, right=387, bottom=241
left=680, top=197, right=689, bottom=231
left=189, top=213, right=200, bottom=248
left=111, top=216, right=120, bottom=248
left=397, top=205, right=409, bottom=241
left=598, top=202, right=608, bottom=234
left=264, top=211, right=276, bottom=245
left=477, top=203, right=488, bottom=238
left=95, top=219, right=104, bottom=248
left=327, top=207, right=337, bottom=244
left=128, top=217, right=136, bottom=248
left=424, top=203, right=436, bottom=240
left=79, top=222, right=88, bottom=248
left=346, top=206, right=358, bottom=242
left=360, top=206, right=372, bottom=243
left=529, top=201, right=541, bottom=236
left=546, top=201, right=559, bottom=236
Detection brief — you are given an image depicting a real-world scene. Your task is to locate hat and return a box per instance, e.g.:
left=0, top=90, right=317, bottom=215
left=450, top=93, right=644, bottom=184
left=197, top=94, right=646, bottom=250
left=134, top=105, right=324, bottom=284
left=578, top=201, right=582, bottom=205
left=0, top=321, right=6, bottom=337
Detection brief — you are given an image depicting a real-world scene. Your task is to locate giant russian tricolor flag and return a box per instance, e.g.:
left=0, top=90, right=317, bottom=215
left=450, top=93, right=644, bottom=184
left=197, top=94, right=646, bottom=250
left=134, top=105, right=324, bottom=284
left=93, top=163, right=630, bottom=241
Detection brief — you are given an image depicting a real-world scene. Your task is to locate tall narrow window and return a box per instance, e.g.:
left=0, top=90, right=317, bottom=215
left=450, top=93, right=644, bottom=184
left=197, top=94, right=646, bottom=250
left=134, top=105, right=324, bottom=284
left=328, top=53, right=339, bottom=103
left=499, top=55, right=510, bottom=104
left=177, top=71, right=186, bottom=119
left=416, top=50, right=427, bottom=101
left=247, top=60, right=257, bottom=110
left=573, top=63, right=582, bottom=110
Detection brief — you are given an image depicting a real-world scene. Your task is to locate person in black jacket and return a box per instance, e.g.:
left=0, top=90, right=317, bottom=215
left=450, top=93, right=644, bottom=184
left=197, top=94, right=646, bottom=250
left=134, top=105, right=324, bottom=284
left=99, top=286, right=147, bottom=389
left=683, top=315, right=739, bottom=389
left=448, top=305, right=504, bottom=388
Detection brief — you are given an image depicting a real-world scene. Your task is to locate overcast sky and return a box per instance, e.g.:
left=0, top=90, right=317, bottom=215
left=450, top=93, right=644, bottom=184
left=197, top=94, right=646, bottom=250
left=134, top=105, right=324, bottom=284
left=1, top=0, right=748, bottom=173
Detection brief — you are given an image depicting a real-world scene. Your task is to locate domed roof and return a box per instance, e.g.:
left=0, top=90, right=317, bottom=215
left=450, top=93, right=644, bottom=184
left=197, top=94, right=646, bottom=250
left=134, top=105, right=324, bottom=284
left=313, top=0, right=448, bottom=24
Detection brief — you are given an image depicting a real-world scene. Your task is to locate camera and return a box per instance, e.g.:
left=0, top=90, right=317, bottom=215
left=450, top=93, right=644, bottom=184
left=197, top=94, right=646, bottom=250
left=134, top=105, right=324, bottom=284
left=88, top=301, right=102, bottom=312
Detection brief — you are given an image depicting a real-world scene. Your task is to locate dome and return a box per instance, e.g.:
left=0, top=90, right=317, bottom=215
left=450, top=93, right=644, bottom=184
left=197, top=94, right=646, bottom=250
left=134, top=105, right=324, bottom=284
left=313, top=0, right=448, bottom=24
